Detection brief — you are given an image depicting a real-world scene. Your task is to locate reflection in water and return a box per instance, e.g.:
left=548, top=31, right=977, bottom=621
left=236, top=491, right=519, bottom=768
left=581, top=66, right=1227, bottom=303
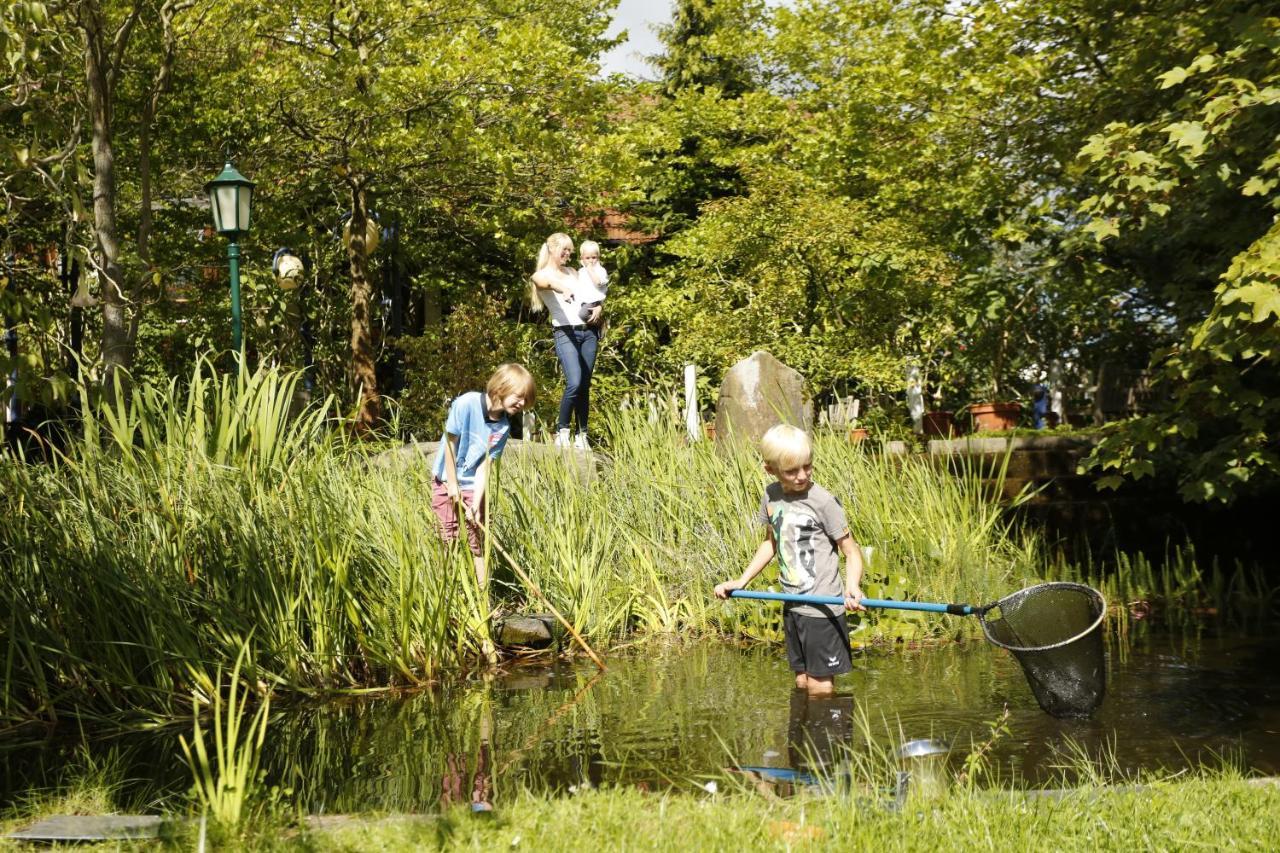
left=440, top=703, right=493, bottom=813
left=2, top=629, right=1278, bottom=813
left=787, top=690, right=854, bottom=774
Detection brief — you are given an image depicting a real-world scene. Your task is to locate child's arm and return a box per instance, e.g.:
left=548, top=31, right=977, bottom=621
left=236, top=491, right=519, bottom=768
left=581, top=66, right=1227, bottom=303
left=470, top=454, right=490, bottom=521
left=588, top=263, right=608, bottom=289
left=714, top=529, right=777, bottom=599
left=837, top=535, right=866, bottom=611
left=442, top=432, right=463, bottom=500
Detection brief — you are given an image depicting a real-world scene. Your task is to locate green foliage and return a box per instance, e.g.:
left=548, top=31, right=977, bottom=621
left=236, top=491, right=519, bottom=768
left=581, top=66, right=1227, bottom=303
left=1, top=372, right=1040, bottom=725
left=619, top=166, right=951, bottom=395
left=179, top=642, right=272, bottom=828
left=302, top=772, right=1279, bottom=851
left=1081, top=10, right=1280, bottom=502
left=394, top=292, right=555, bottom=438
left=5, top=0, right=1279, bottom=509
left=653, top=0, right=763, bottom=98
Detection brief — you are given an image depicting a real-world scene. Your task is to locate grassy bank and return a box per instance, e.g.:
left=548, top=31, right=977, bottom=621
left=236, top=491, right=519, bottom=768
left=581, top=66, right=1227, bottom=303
left=0, top=364, right=1271, bottom=726
left=312, top=776, right=1280, bottom=852
left=3, top=772, right=1277, bottom=851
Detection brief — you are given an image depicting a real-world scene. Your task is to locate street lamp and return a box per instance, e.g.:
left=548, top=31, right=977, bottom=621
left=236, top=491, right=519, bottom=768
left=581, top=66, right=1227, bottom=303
left=205, top=159, right=254, bottom=355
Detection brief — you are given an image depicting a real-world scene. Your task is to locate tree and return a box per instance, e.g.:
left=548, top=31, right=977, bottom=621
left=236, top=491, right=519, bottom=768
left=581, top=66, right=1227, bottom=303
left=1080, top=9, right=1280, bottom=501
left=236, top=0, right=614, bottom=428
left=71, top=0, right=193, bottom=395
left=612, top=0, right=1002, bottom=398
left=653, top=0, right=758, bottom=98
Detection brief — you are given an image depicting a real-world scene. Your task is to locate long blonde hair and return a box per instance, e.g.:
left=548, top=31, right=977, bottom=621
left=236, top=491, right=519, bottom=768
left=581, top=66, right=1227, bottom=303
left=529, top=232, right=573, bottom=312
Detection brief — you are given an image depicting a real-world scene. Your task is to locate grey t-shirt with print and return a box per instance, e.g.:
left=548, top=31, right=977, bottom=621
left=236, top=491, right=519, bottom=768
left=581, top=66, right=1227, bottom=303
left=758, top=482, right=851, bottom=618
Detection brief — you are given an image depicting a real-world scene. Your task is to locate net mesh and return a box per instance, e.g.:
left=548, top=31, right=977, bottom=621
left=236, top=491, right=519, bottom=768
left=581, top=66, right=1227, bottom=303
left=979, top=582, right=1106, bottom=719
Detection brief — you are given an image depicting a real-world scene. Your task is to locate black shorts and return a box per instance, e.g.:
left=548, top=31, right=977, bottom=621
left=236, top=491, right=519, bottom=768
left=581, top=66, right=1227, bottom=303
left=784, top=608, right=853, bottom=677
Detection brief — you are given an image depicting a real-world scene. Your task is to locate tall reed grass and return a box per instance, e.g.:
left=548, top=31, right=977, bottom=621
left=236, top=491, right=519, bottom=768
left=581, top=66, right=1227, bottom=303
left=2, top=362, right=491, bottom=725
left=496, top=402, right=1040, bottom=646
left=0, top=365, right=1250, bottom=727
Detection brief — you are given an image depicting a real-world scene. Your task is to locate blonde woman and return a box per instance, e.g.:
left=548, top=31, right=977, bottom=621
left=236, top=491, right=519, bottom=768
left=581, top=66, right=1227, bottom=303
left=531, top=232, right=601, bottom=449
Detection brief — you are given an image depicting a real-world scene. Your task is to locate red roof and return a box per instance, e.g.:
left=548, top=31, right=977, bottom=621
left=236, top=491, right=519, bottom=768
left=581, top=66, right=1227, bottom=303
left=574, top=209, right=658, bottom=245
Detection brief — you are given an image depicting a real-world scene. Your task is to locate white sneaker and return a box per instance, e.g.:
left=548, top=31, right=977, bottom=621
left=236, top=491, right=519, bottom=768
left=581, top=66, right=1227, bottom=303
left=573, top=432, right=590, bottom=451
left=554, top=428, right=571, bottom=448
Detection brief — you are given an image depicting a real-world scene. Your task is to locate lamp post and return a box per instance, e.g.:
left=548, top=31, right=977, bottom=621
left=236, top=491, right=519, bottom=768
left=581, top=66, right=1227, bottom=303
left=204, top=159, right=255, bottom=356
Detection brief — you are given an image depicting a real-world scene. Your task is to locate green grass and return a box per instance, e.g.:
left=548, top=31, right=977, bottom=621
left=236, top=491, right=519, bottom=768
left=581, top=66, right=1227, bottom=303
left=313, top=776, right=1280, bottom=852
left=4, top=772, right=1276, bottom=851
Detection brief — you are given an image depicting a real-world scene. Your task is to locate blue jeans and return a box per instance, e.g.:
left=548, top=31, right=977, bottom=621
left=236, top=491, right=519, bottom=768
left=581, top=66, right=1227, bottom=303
left=552, top=325, right=599, bottom=432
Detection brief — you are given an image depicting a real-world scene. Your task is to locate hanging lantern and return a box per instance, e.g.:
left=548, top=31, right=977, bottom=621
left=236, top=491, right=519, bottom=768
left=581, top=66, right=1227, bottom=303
left=272, top=248, right=305, bottom=291
left=342, top=215, right=380, bottom=256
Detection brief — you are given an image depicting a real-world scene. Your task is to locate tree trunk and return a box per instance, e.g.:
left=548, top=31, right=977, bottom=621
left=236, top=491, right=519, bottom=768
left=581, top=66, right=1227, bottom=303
left=347, top=185, right=381, bottom=430
left=79, top=0, right=139, bottom=400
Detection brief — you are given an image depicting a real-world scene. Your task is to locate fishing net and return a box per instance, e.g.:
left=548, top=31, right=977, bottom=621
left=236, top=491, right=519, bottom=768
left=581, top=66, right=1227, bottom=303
left=979, top=582, right=1107, bottom=719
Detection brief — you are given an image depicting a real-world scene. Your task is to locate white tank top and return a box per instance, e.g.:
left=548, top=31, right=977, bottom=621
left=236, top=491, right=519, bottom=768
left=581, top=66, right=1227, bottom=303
left=537, top=268, right=581, bottom=327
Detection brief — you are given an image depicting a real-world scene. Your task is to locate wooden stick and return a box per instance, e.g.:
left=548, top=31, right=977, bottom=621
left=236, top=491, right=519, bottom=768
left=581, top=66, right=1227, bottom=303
left=476, top=519, right=607, bottom=672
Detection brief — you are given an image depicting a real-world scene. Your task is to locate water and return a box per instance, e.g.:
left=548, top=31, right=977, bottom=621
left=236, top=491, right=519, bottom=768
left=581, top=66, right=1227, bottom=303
left=3, top=628, right=1278, bottom=813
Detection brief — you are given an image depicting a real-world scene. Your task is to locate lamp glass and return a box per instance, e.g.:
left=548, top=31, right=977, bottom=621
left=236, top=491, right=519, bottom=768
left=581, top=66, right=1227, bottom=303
left=205, top=161, right=255, bottom=235
left=237, top=184, right=252, bottom=232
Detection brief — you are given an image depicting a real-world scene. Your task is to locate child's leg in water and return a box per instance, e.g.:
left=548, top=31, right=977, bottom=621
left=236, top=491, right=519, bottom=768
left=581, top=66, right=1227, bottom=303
left=795, top=672, right=836, bottom=695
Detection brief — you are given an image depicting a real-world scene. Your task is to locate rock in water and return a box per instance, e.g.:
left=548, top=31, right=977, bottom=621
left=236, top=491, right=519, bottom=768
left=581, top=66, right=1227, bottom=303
left=496, top=616, right=554, bottom=648
left=714, top=351, right=812, bottom=446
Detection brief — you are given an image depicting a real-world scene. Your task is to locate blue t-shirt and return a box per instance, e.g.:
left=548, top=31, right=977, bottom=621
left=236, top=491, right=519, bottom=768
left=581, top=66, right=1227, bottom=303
left=432, top=392, right=510, bottom=489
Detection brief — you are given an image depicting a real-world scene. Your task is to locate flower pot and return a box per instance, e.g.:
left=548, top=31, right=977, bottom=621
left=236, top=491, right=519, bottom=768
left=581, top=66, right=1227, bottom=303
left=968, top=401, right=1022, bottom=432
left=847, top=427, right=869, bottom=443
left=922, top=410, right=956, bottom=438
left=705, top=422, right=717, bottom=441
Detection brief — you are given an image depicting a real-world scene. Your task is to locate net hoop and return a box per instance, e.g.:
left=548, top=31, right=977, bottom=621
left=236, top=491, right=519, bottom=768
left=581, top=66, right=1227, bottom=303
left=979, top=581, right=1106, bottom=653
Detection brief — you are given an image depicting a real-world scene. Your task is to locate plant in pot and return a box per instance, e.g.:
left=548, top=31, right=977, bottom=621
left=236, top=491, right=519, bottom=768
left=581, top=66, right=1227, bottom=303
left=902, top=347, right=958, bottom=439
left=920, top=356, right=961, bottom=439
left=955, top=252, right=1039, bottom=432
left=844, top=399, right=869, bottom=442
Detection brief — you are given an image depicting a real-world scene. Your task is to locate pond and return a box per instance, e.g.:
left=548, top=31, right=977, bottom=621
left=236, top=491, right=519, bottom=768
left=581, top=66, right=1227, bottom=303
left=3, top=626, right=1278, bottom=814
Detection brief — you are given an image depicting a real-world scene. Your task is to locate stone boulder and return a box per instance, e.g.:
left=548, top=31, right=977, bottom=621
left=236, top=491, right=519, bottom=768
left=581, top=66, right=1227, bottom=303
left=714, top=351, right=812, bottom=446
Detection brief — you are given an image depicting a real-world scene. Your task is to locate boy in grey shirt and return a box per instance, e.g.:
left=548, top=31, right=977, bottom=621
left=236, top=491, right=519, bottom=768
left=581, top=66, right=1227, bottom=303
left=715, top=425, right=865, bottom=695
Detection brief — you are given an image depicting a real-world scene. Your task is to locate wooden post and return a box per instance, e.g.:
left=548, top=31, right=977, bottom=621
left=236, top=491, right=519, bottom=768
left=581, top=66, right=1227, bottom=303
left=684, top=364, right=699, bottom=442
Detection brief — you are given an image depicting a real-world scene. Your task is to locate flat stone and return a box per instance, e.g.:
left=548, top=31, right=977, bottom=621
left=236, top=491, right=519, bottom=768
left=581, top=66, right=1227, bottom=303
left=5, top=815, right=168, bottom=842
left=496, top=615, right=554, bottom=647
left=927, top=435, right=1098, bottom=455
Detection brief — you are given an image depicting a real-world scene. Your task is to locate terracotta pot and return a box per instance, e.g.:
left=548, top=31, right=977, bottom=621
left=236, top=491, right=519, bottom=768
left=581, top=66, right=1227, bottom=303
left=847, top=427, right=869, bottom=443
left=704, top=422, right=716, bottom=441
left=922, top=410, right=956, bottom=437
left=968, top=401, right=1022, bottom=432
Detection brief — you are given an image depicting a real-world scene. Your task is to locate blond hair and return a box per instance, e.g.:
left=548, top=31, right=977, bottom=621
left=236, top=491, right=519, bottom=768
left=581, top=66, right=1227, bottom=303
left=486, top=363, right=536, bottom=407
left=759, top=424, right=812, bottom=470
left=579, top=239, right=601, bottom=259
left=529, top=232, right=573, bottom=312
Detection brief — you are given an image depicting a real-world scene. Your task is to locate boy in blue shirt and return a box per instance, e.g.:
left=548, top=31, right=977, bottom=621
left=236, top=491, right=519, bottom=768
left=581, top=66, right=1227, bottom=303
left=432, top=364, right=536, bottom=586
left=715, top=424, right=865, bottom=696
